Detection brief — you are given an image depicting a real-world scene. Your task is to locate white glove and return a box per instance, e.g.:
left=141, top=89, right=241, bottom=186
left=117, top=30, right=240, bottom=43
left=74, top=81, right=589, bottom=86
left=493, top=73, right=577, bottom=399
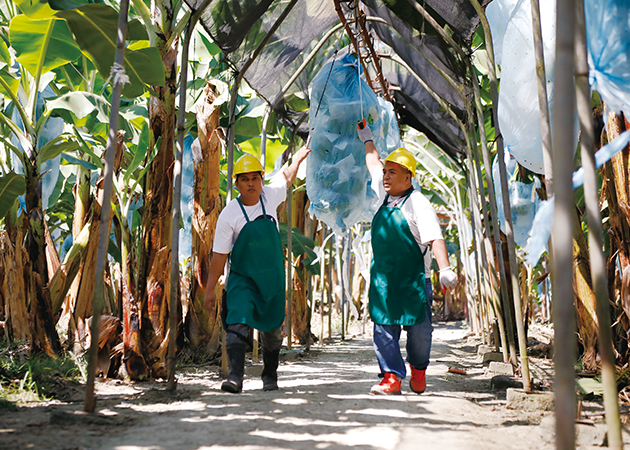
left=357, top=119, right=373, bottom=143
left=439, top=267, right=458, bottom=291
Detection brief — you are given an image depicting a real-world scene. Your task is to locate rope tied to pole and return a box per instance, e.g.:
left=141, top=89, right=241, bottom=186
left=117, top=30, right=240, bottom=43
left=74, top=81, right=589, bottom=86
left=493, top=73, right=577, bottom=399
left=111, top=62, right=130, bottom=87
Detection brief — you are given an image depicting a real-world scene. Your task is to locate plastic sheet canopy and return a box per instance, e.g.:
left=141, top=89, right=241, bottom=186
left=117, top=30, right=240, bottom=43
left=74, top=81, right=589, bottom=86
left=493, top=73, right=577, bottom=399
left=306, top=53, right=401, bottom=235
left=585, top=0, right=630, bottom=117
left=488, top=0, right=556, bottom=175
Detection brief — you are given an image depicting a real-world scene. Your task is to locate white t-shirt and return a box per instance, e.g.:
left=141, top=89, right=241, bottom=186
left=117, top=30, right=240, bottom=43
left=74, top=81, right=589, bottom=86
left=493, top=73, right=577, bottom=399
left=371, top=171, right=444, bottom=277
left=213, top=176, right=287, bottom=254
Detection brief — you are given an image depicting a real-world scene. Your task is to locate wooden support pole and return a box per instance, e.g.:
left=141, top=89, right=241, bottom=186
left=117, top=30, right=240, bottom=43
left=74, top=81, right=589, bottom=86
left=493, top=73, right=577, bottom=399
left=551, top=0, right=578, bottom=446
left=575, top=1, right=622, bottom=447
left=84, top=0, right=129, bottom=413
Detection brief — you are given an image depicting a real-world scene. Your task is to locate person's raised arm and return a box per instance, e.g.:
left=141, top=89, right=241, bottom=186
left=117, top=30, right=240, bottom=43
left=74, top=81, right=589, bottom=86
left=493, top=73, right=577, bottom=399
left=357, top=119, right=383, bottom=179
left=431, top=239, right=458, bottom=291
left=204, top=252, right=229, bottom=311
left=282, top=146, right=312, bottom=188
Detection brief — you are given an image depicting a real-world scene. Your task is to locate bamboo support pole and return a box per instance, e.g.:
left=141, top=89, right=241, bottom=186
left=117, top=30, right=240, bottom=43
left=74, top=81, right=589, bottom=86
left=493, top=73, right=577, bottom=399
left=530, top=0, right=554, bottom=194
left=468, top=61, right=515, bottom=362
left=575, top=1, right=622, bottom=447
left=332, top=0, right=374, bottom=90
left=357, top=12, right=391, bottom=101
left=551, top=0, right=578, bottom=445
left=167, top=0, right=214, bottom=391
left=226, top=0, right=299, bottom=199
left=84, top=0, right=129, bottom=413
left=468, top=0, right=531, bottom=391
left=327, top=233, right=333, bottom=340
left=286, top=185, right=293, bottom=350
left=320, top=224, right=327, bottom=347
left=335, top=235, right=345, bottom=340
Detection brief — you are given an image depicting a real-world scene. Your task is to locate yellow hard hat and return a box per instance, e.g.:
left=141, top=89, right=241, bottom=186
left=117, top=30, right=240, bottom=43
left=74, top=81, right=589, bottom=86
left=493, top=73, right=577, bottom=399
left=233, top=154, right=264, bottom=177
left=383, top=148, right=417, bottom=175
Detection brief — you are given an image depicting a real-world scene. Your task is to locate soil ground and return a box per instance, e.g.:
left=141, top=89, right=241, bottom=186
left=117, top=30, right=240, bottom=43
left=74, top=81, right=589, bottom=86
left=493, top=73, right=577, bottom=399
left=1, top=321, right=629, bottom=450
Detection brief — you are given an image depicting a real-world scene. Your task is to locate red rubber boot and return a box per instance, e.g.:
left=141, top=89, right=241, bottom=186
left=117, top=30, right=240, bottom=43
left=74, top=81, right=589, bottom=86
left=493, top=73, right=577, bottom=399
left=370, top=372, right=401, bottom=395
left=409, top=366, right=426, bottom=394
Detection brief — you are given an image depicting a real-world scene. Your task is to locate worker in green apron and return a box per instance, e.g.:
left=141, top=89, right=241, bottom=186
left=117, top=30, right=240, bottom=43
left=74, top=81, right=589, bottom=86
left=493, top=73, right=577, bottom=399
left=358, top=122, right=458, bottom=395
left=204, top=149, right=310, bottom=393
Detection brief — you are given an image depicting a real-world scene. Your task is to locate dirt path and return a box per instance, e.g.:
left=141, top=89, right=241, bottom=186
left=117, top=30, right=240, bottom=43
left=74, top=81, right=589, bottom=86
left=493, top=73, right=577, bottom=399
left=1, top=321, right=627, bottom=450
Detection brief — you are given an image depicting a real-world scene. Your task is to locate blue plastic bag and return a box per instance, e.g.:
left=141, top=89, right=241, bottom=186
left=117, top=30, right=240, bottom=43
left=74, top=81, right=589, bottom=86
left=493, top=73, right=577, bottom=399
left=492, top=152, right=541, bottom=249
left=586, top=0, right=630, bottom=117
left=306, top=53, right=400, bottom=234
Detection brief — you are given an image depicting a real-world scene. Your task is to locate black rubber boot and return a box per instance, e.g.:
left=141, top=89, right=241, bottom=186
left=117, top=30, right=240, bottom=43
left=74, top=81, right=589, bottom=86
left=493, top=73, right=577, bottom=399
left=261, top=348, right=280, bottom=391
left=221, top=345, right=246, bottom=393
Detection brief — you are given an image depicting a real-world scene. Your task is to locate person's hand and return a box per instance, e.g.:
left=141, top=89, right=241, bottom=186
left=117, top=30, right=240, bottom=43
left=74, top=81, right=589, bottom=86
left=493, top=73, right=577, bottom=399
left=295, top=145, right=311, bottom=163
left=439, top=267, right=458, bottom=291
left=204, top=286, right=217, bottom=311
left=357, top=119, right=373, bottom=143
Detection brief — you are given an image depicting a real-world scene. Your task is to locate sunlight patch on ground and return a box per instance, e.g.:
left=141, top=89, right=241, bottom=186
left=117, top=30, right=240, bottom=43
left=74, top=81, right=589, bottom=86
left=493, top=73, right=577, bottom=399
left=327, top=394, right=423, bottom=402
left=250, top=426, right=400, bottom=449
left=345, top=408, right=426, bottom=419
left=115, top=447, right=164, bottom=450
left=119, top=401, right=207, bottom=413
left=182, top=413, right=274, bottom=423
left=275, top=416, right=365, bottom=427
left=276, top=378, right=374, bottom=388
left=197, top=447, right=281, bottom=450
left=272, top=398, right=308, bottom=405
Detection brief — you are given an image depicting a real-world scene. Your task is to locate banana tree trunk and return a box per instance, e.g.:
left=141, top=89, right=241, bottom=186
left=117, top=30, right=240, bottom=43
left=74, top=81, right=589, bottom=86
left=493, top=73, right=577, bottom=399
left=186, top=81, right=224, bottom=354
left=67, top=132, right=125, bottom=352
left=573, top=215, right=599, bottom=371
left=22, top=148, right=59, bottom=355
left=0, top=228, right=31, bottom=343
left=138, top=26, right=179, bottom=378
left=603, top=110, right=630, bottom=350
left=290, top=188, right=310, bottom=344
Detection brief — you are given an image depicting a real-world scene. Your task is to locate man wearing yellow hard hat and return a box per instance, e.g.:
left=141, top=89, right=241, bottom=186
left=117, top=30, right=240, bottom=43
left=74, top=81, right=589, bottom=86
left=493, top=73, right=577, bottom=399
left=357, top=121, right=458, bottom=395
left=204, top=147, right=310, bottom=393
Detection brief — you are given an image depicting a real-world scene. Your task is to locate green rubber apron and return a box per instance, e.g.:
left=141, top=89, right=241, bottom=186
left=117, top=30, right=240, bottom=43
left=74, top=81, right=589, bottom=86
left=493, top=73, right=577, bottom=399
left=225, top=196, right=285, bottom=332
left=369, top=190, right=428, bottom=326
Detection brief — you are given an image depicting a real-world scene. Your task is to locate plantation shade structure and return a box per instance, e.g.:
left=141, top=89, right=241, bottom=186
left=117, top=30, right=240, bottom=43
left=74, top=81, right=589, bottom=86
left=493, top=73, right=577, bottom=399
left=183, top=0, right=483, bottom=162
left=177, top=0, right=519, bottom=374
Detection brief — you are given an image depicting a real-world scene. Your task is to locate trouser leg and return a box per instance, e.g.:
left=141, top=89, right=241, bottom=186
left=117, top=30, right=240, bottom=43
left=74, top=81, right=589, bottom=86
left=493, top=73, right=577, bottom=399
left=373, top=323, right=406, bottom=379
left=260, top=328, right=282, bottom=391
left=222, top=323, right=249, bottom=393
left=405, top=280, right=434, bottom=370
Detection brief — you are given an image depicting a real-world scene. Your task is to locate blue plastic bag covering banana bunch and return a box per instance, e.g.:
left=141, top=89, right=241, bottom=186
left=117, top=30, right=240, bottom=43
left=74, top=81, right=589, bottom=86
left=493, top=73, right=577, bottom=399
left=306, top=53, right=401, bottom=235
left=585, top=0, right=630, bottom=117
left=492, top=152, right=540, bottom=249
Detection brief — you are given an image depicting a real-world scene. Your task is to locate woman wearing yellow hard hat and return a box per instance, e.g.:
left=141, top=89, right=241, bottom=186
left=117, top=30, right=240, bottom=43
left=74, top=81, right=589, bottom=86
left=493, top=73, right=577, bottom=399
left=357, top=120, right=458, bottom=396
left=204, top=147, right=310, bottom=393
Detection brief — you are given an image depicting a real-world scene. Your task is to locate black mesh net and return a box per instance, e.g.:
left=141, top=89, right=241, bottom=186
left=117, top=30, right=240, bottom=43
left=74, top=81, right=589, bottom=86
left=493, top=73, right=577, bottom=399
left=185, top=0, right=274, bottom=54
left=381, top=59, right=466, bottom=160
left=378, top=0, right=490, bottom=46
left=362, top=0, right=470, bottom=115
left=184, top=0, right=482, bottom=161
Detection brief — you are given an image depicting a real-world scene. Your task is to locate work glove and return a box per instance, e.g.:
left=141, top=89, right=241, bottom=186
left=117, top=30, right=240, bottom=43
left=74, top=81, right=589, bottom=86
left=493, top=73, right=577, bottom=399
left=357, top=119, right=373, bottom=144
left=439, top=267, right=458, bottom=291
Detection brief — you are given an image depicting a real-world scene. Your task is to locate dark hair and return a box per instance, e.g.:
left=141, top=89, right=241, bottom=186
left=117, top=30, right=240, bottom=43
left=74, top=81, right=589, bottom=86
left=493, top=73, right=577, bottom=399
left=235, top=171, right=263, bottom=182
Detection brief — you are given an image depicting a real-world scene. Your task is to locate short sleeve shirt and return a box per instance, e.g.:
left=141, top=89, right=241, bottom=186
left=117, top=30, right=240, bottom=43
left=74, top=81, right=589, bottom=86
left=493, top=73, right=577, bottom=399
left=213, top=176, right=287, bottom=254
left=371, top=171, right=443, bottom=277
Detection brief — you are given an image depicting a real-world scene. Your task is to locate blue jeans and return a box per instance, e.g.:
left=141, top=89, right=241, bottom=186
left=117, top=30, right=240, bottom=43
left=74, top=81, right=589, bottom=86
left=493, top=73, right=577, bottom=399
left=373, top=279, right=433, bottom=379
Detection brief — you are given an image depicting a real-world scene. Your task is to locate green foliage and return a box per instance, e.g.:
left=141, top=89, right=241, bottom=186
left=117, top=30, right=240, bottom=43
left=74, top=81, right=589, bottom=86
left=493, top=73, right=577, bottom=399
left=0, top=344, right=84, bottom=403
left=9, top=14, right=82, bottom=76
left=0, top=171, right=25, bottom=218
left=57, top=4, right=165, bottom=98
left=279, top=223, right=320, bottom=275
